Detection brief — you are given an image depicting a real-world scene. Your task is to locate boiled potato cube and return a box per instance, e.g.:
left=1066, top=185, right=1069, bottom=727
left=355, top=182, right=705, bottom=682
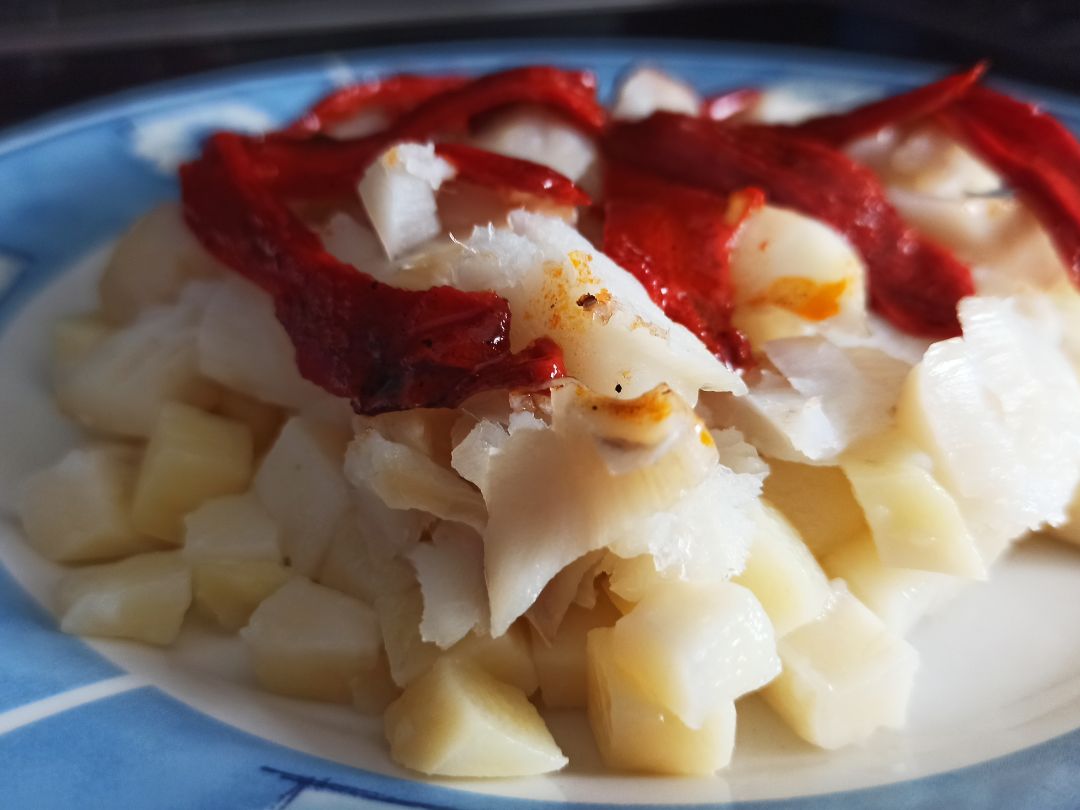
left=131, top=403, right=253, bottom=544
left=58, top=299, right=221, bottom=438
left=447, top=622, right=539, bottom=696
left=241, top=577, right=381, bottom=703
left=253, top=416, right=351, bottom=576
left=842, top=432, right=985, bottom=579
left=192, top=560, right=291, bottom=631
left=99, top=202, right=221, bottom=323
left=50, top=314, right=112, bottom=388
left=762, top=458, right=868, bottom=555
left=20, top=445, right=157, bottom=563
left=531, top=596, right=621, bottom=708
left=587, top=627, right=736, bottom=775
left=733, top=503, right=832, bottom=637
left=57, top=551, right=191, bottom=645
left=762, top=589, right=918, bottom=750
left=215, top=389, right=284, bottom=456
left=182, top=493, right=281, bottom=563
left=822, top=534, right=962, bottom=636
left=608, top=582, right=779, bottom=728
left=383, top=658, right=567, bottom=777
left=350, top=654, right=402, bottom=715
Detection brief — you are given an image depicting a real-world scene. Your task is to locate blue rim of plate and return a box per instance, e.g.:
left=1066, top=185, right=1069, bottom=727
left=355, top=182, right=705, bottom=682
left=0, top=38, right=1078, bottom=810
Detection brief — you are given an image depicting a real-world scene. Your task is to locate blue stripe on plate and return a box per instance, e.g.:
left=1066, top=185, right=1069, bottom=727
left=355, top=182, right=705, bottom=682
left=0, top=559, right=120, bottom=713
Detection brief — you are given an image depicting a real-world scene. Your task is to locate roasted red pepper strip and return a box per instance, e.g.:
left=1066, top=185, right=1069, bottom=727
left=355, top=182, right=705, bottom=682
left=386, top=66, right=606, bottom=139
left=283, top=75, right=469, bottom=137
left=603, top=161, right=762, bottom=366
left=180, top=132, right=564, bottom=414
left=701, top=88, right=762, bottom=122
left=792, top=62, right=986, bottom=145
left=435, top=142, right=591, bottom=208
left=937, top=86, right=1080, bottom=283
left=604, top=113, right=975, bottom=337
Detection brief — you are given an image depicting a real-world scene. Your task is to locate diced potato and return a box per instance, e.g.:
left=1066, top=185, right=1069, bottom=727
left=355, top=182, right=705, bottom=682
left=241, top=578, right=381, bottom=703
left=215, top=390, right=284, bottom=456
left=350, top=654, right=402, bottom=715
left=192, top=560, right=291, bottom=631
left=822, top=534, right=962, bottom=636
left=196, top=276, right=340, bottom=416
left=762, top=458, right=869, bottom=555
left=99, top=202, right=221, bottom=323
left=587, top=627, right=737, bottom=775
left=20, top=445, right=157, bottom=563
left=762, top=589, right=918, bottom=750
left=376, top=586, right=441, bottom=688
left=608, top=582, right=780, bottom=728
left=59, top=296, right=221, bottom=438
left=253, top=416, right=350, bottom=576
left=842, top=431, right=985, bottom=579
left=531, top=596, right=621, bottom=709
left=733, top=504, right=832, bottom=637
left=383, top=658, right=567, bottom=777
left=131, top=404, right=254, bottom=544
left=182, top=493, right=281, bottom=563
left=57, top=551, right=191, bottom=646
left=446, top=622, right=539, bottom=696
left=50, top=314, right=113, bottom=388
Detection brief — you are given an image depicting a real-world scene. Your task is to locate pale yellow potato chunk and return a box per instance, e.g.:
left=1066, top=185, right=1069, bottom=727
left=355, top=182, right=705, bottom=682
left=608, top=582, right=779, bottom=728
left=253, top=416, right=351, bottom=576
left=762, top=458, right=868, bottom=555
left=57, top=551, right=191, bottom=646
left=99, top=202, right=221, bottom=323
left=192, top=560, right=291, bottom=632
left=215, top=389, right=284, bottom=456
left=531, top=596, right=621, bottom=709
left=733, top=503, right=832, bottom=637
left=131, top=403, right=253, bottom=544
left=447, top=622, right=539, bottom=696
left=20, top=444, right=157, bottom=563
left=587, top=627, right=737, bottom=775
left=241, top=577, right=381, bottom=704
left=182, top=493, right=281, bottom=563
left=383, top=658, right=567, bottom=777
left=822, top=533, right=962, bottom=636
left=842, top=431, right=985, bottom=579
left=50, top=314, right=113, bottom=388
left=763, top=589, right=918, bottom=750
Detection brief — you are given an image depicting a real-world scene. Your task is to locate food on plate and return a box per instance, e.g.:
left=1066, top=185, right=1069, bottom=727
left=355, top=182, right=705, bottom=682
left=17, top=60, right=1080, bottom=778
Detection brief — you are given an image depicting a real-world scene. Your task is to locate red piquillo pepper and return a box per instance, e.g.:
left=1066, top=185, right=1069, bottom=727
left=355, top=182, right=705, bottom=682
left=791, top=62, right=987, bottom=146
left=180, top=132, right=564, bottom=414
left=603, top=161, right=763, bottom=366
left=936, top=85, right=1080, bottom=283
left=282, top=75, right=469, bottom=137
left=603, top=112, right=975, bottom=337
left=228, top=66, right=603, bottom=200
left=435, top=142, right=591, bottom=208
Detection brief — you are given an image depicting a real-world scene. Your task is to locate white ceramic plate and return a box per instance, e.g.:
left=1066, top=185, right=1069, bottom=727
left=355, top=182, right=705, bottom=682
left=1, top=39, right=1079, bottom=810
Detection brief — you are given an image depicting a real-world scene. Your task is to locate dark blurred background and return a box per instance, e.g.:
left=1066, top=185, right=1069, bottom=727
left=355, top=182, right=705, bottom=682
left=2, top=0, right=1078, bottom=126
